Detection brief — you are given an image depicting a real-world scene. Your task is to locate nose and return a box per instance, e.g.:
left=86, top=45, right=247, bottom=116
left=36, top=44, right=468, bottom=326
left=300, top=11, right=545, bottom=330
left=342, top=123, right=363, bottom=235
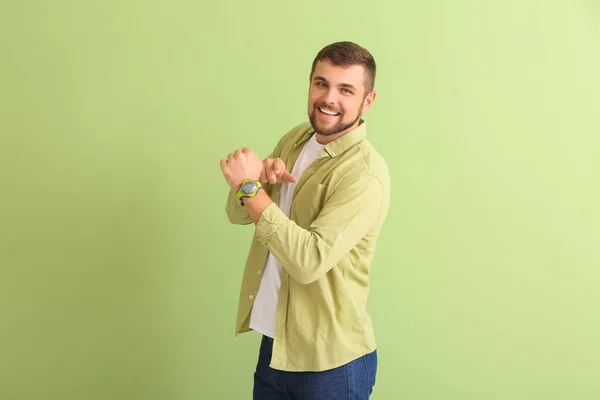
left=323, top=87, right=338, bottom=105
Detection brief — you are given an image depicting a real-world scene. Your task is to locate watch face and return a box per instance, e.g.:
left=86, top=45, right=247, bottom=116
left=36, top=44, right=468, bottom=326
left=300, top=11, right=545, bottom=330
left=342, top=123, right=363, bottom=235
left=241, top=181, right=257, bottom=194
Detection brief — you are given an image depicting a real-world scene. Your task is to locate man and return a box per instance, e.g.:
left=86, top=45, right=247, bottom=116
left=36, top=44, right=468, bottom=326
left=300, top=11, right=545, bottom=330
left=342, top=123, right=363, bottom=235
left=220, top=41, right=390, bottom=399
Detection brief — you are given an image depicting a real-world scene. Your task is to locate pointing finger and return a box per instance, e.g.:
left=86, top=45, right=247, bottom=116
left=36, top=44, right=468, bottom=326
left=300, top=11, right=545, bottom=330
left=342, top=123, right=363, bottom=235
left=282, top=170, right=296, bottom=183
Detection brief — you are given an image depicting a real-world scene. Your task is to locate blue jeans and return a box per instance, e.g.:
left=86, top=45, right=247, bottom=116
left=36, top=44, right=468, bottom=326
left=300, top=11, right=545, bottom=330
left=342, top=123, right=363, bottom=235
left=253, top=335, right=377, bottom=399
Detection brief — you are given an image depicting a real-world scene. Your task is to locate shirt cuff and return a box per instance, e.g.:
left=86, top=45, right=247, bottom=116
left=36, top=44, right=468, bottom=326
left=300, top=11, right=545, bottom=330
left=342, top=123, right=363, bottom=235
left=256, top=202, right=287, bottom=245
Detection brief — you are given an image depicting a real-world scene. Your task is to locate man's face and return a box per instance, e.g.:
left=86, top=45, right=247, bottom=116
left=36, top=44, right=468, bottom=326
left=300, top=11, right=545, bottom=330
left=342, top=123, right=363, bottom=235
left=307, top=59, right=375, bottom=137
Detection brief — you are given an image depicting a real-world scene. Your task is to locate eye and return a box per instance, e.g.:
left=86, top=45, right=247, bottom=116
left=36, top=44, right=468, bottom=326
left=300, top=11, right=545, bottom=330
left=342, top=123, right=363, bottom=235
left=342, top=88, right=353, bottom=95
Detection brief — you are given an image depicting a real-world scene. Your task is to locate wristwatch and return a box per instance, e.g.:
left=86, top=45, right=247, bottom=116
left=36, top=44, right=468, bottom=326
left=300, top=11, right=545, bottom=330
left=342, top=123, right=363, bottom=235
left=236, top=179, right=263, bottom=204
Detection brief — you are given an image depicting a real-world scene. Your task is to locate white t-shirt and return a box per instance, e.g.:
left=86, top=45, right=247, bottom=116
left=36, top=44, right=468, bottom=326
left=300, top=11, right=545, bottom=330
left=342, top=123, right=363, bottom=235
left=249, top=133, right=325, bottom=338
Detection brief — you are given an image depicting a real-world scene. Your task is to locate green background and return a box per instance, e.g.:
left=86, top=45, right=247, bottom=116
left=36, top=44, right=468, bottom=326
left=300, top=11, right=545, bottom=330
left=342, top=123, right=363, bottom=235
left=2, top=0, right=599, bottom=399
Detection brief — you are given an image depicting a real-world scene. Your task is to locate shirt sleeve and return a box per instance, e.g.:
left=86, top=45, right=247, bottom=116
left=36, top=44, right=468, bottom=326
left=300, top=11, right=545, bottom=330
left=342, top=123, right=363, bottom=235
left=224, top=187, right=253, bottom=225
left=254, top=173, right=386, bottom=284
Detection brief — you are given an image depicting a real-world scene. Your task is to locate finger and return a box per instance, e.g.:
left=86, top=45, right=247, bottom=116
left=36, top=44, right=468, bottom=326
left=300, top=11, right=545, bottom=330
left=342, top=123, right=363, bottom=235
left=272, top=158, right=285, bottom=174
left=269, top=168, right=277, bottom=184
left=259, top=168, right=268, bottom=183
left=264, top=166, right=277, bottom=184
left=227, top=153, right=234, bottom=161
left=242, top=147, right=253, bottom=153
left=282, top=170, right=297, bottom=183
left=234, top=149, right=243, bottom=158
left=220, top=159, right=227, bottom=168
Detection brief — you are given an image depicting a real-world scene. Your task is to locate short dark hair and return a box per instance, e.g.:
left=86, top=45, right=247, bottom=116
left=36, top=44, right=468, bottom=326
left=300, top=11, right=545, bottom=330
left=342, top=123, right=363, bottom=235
left=310, top=41, right=376, bottom=93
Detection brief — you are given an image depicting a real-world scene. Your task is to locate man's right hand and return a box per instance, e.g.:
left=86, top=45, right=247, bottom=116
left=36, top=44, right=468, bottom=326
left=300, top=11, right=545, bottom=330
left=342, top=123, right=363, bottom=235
left=260, top=158, right=297, bottom=184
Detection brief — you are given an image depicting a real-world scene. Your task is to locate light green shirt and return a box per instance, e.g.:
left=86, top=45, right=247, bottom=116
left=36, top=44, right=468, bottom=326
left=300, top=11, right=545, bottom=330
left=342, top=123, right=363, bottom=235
left=226, top=120, right=390, bottom=372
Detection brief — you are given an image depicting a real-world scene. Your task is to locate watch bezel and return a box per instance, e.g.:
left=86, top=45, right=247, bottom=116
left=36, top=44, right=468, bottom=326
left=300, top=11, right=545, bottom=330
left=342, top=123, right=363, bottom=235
left=241, top=180, right=258, bottom=195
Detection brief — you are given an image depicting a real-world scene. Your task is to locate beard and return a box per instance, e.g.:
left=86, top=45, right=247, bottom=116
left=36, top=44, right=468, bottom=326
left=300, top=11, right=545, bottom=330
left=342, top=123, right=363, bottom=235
left=308, top=102, right=362, bottom=136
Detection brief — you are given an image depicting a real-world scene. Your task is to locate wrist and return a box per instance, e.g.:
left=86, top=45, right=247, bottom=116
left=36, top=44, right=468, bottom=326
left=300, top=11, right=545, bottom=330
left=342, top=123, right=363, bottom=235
left=241, top=188, right=266, bottom=204
left=241, top=190, right=273, bottom=224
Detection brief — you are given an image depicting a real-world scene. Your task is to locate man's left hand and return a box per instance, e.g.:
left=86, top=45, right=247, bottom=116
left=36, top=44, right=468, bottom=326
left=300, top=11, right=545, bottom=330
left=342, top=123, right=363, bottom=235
left=220, top=147, right=263, bottom=189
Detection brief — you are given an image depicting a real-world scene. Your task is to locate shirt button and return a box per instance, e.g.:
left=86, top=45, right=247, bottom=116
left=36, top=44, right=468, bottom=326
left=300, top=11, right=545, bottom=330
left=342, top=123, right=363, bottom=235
left=257, top=270, right=262, bottom=275
left=249, top=295, right=254, bottom=300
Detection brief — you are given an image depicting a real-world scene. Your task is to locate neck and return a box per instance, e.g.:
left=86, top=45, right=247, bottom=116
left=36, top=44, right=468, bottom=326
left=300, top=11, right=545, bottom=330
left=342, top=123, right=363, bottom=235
left=316, top=131, right=345, bottom=145
left=316, top=119, right=362, bottom=145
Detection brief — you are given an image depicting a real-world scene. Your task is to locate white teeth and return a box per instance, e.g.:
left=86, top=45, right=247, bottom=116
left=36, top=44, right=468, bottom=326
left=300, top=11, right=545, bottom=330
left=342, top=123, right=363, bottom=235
left=319, top=107, right=339, bottom=116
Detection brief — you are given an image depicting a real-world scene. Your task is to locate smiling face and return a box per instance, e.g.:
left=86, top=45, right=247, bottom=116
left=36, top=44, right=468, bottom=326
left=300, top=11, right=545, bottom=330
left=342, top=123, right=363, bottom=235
left=307, top=59, right=376, bottom=142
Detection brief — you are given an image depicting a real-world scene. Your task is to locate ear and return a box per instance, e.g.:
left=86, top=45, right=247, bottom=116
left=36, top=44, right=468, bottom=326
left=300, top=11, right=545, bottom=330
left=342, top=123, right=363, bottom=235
left=361, top=91, right=376, bottom=113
